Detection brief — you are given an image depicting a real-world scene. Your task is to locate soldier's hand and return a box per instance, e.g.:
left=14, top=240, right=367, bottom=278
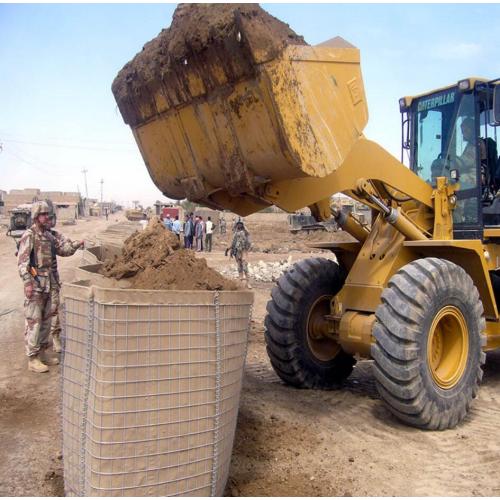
left=79, top=240, right=85, bottom=249
left=24, top=282, right=34, bottom=299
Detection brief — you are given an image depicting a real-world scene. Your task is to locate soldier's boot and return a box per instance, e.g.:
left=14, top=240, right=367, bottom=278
left=39, top=349, right=60, bottom=366
left=28, top=355, right=49, bottom=373
left=52, top=335, right=62, bottom=353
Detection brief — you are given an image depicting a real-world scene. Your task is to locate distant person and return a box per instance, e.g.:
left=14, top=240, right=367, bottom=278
left=227, top=220, right=252, bottom=289
left=193, top=216, right=199, bottom=249
left=220, top=216, right=226, bottom=235
left=195, top=216, right=204, bottom=252
left=17, top=201, right=84, bottom=373
left=163, top=214, right=173, bottom=231
left=104, top=208, right=109, bottom=221
left=172, top=215, right=181, bottom=240
left=184, top=213, right=194, bottom=248
left=205, top=216, right=214, bottom=252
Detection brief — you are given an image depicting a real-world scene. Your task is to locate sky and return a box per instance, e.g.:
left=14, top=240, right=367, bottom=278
left=1, top=3, right=500, bottom=208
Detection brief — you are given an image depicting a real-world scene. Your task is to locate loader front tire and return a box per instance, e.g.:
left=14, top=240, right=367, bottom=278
left=372, top=258, right=486, bottom=430
left=265, top=257, right=355, bottom=389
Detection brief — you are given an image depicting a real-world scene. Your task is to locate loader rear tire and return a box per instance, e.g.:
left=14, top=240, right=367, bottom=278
left=265, top=257, right=356, bottom=389
left=372, top=258, right=486, bottom=430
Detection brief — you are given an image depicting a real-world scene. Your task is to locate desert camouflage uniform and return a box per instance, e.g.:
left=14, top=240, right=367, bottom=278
left=231, top=229, right=251, bottom=274
left=18, top=225, right=80, bottom=357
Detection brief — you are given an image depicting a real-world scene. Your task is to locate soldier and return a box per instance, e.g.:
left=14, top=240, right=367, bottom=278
left=455, top=117, right=485, bottom=190
left=219, top=216, right=226, bottom=235
left=228, top=221, right=252, bottom=289
left=454, top=117, right=486, bottom=223
left=18, top=201, right=84, bottom=373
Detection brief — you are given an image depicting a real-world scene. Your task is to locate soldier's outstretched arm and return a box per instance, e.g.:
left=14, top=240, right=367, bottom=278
left=53, top=230, right=83, bottom=257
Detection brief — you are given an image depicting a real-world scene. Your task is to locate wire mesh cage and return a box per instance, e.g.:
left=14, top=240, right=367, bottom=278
left=80, top=244, right=122, bottom=266
left=61, top=282, right=253, bottom=496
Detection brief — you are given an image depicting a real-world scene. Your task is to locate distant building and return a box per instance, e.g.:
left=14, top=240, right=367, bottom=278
left=3, top=188, right=83, bottom=220
left=3, top=188, right=41, bottom=214
left=54, top=202, right=79, bottom=221
left=100, top=201, right=117, bottom=215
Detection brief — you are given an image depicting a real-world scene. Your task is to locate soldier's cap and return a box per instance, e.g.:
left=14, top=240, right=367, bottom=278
left=31, top=200, right=51, bottom=219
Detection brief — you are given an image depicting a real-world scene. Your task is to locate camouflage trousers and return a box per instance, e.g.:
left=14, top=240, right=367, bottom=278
left=24, top=291, right=52, bottom=357
left=235, top=252, right=248, bottom=275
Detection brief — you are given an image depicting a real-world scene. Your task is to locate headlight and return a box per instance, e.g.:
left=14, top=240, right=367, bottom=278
left=458, top=79, right=471, bottom=91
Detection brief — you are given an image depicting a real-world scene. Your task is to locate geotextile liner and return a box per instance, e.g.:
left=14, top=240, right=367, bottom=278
left=101, top=218, right=238, bottom=291
left=112, top=3, right=306, bottom=127
left=61, top=282, right=253, bottom=496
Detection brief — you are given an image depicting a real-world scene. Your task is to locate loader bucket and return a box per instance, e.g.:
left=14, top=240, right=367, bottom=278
left=113, top=5, right=368, bottom=214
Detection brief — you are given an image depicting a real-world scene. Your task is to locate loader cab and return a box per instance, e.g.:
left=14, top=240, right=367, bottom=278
left=401, top=78, right=500, bottom=239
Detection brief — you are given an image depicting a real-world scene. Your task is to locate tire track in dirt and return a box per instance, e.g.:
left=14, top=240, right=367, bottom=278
left=409, top=352, right=500, bottom=495
left=240, top=334, right=500, bottom=496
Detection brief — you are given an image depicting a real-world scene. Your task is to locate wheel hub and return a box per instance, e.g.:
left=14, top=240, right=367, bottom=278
left=306, top=295, right=340, bottom=362
left=427, top=305, right=469, bottom=389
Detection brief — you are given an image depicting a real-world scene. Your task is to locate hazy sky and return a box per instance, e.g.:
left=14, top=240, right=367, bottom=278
left=1, top=3, right=499, bottom=207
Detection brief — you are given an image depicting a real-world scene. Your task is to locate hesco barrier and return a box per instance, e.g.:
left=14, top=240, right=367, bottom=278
left=74, top=264, right=134, bottom=290
left=61, top=281, right=253, bottom=496
left=81, top=244, right=121, bottom=266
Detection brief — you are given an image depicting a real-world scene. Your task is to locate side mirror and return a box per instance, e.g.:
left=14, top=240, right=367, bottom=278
left=494, top=85, right=500, bottom=125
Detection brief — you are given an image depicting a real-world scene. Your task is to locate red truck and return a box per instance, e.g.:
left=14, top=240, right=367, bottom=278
left=160, top=205, right=183, bottom=221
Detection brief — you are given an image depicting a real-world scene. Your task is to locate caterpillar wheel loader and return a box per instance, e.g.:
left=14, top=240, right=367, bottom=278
left=112, top=8, right=500, bottom=429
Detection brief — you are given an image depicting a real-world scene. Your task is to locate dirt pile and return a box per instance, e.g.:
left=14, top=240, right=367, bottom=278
left=166, top=3, right=305, bottom=62
left=102, top=218, right=237, bottom=291
left=112, top=3, right=306, bottom=126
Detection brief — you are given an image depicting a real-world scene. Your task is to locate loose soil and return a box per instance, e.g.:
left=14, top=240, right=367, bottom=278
left=102, top=218, right=237, bottom=290
left=112, top=3, right=306, bottom=126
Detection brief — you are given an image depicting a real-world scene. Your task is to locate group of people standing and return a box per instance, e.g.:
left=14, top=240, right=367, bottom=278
left=162, top=214, right=182, bottom=239
left=162, top=211, right=251, bottom=288
left=164, top=213, right=216, bottom=252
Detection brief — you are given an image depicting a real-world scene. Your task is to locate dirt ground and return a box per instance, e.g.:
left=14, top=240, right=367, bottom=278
left=2, top=215, right=500, bottom=496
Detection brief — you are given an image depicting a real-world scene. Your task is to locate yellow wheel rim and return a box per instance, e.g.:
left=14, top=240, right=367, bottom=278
left=427, top=305, right=469, bottom=389
left=306, top=295, right=340, bottom=362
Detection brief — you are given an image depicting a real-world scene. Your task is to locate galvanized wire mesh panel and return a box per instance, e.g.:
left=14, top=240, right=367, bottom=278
left=61, top=283, right=252, bottom=497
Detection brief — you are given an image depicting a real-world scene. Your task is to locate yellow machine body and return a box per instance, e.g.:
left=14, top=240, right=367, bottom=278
left=121, top=36, right=500, bottom=357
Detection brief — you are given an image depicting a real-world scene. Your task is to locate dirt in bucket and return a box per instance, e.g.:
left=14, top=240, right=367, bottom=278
left=112, top=3, right=307, bottom=126
left=101, top=218, right=238, bottom=291
left=166, top=3, right=306, bottom=63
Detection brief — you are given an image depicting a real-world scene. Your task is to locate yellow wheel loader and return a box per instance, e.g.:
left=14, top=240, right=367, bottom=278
left=112, top=5, right=500, bottom=430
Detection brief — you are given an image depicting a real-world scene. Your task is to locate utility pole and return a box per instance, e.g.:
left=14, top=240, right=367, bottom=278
left=100, top=178, right=104, bottom=217
left=82, top=168, right=89, bottom=199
